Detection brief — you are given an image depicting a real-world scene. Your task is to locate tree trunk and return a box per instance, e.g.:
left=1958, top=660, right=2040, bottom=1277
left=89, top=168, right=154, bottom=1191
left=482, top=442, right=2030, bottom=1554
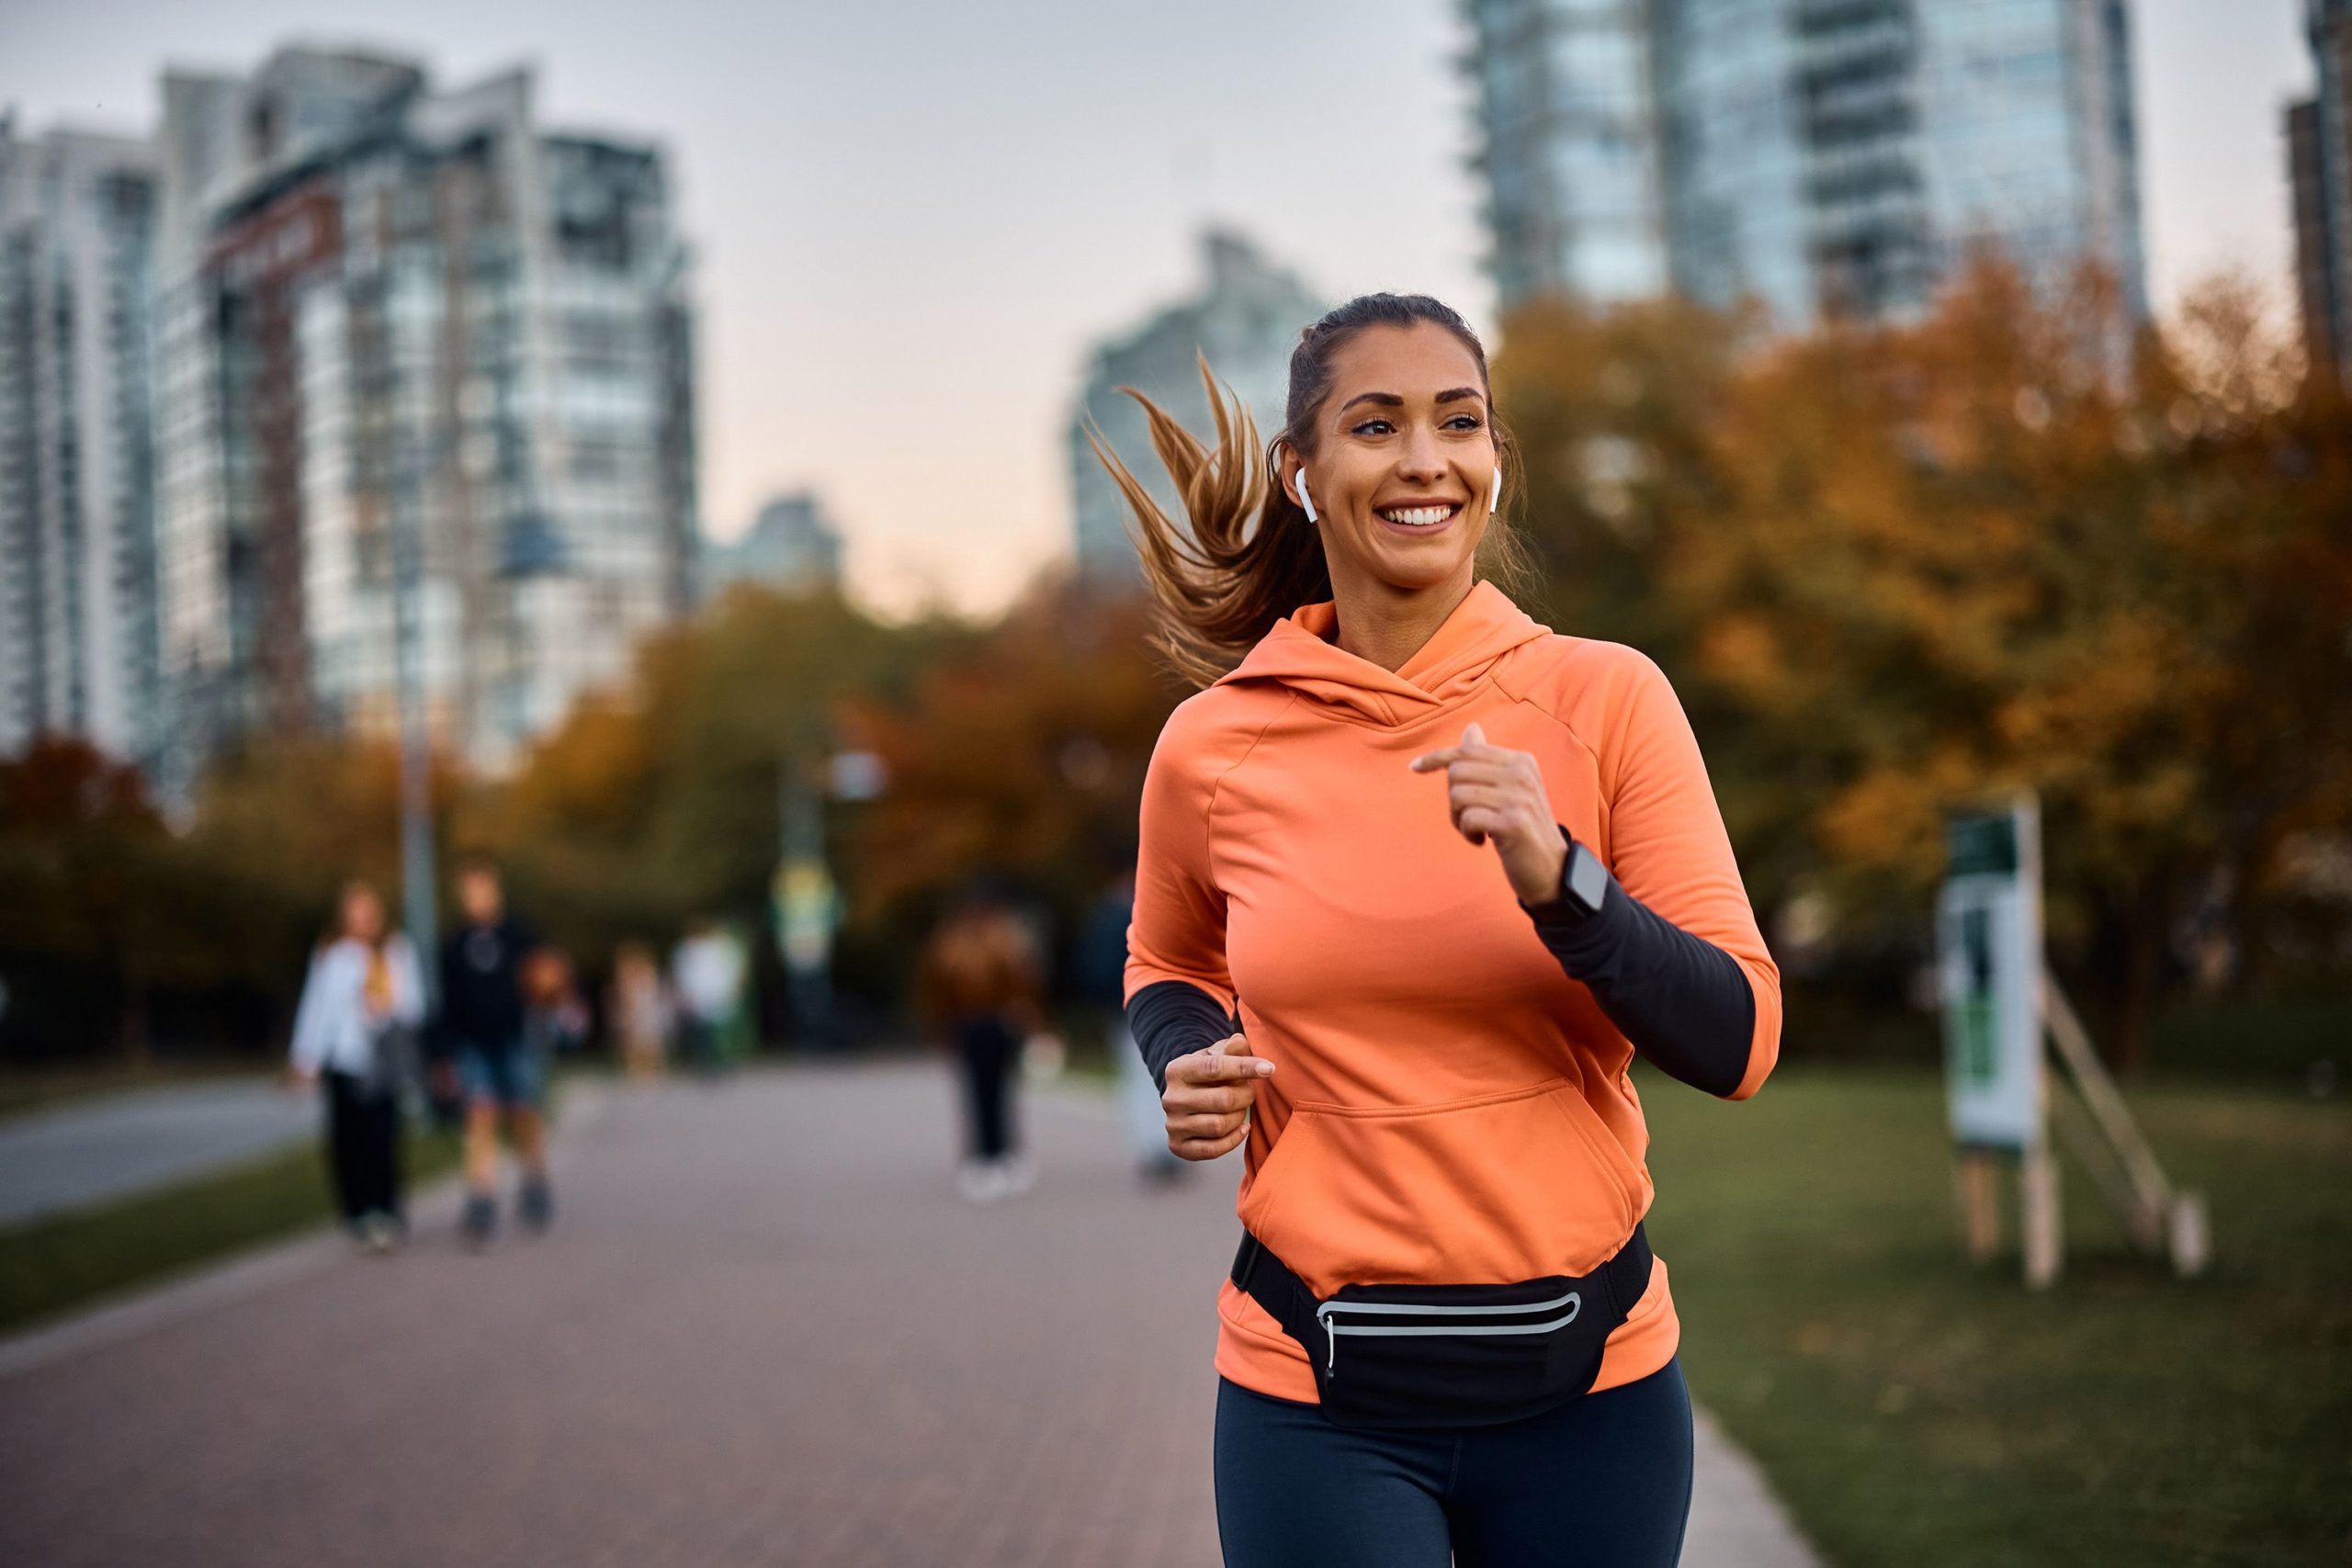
left=115, top=978, right=152, bottom=1066
left=2109, top=886, right=2170, bottom=1077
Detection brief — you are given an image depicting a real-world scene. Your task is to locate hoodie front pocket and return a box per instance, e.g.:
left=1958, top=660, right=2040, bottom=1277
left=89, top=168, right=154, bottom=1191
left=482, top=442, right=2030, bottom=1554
left=1243, top=1077, right=1640, bottom=1298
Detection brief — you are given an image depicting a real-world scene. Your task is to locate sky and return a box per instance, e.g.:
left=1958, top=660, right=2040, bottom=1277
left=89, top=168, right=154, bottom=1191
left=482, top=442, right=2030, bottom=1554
left=0, top=0, right=2319, bottom=618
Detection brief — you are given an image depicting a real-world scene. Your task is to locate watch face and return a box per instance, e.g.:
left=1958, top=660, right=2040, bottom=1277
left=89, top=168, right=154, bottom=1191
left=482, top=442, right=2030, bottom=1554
left=1566, top=845, right=1610, bottom=913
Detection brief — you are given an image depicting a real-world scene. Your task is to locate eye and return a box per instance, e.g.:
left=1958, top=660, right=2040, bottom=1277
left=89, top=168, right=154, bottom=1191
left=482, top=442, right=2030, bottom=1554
left=1443, top=413, right=1485, bottom=432
left=1350, top=418, right=1396, bottom=437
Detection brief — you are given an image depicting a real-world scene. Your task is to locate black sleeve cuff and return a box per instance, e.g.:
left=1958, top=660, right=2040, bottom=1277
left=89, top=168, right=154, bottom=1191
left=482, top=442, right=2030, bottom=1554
left=1126, top=979, right=1236, bottom=1093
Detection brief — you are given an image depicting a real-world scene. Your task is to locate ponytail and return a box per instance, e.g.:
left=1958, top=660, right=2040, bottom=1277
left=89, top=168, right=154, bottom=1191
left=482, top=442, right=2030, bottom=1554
left=1084, top=359, right=1330, bottom=689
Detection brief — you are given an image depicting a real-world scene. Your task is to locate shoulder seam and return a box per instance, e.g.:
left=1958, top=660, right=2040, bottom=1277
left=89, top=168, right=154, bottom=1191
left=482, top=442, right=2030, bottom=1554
left=1493, top=640, right=1608, bottom=772
left=1204, top=690, right=1298, bottom=890
left=1494, top=642, right=1623, bottom=852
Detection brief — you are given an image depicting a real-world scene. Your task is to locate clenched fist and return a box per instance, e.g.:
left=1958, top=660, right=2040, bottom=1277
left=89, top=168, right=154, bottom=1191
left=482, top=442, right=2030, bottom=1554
left=1160, top=1032, right=1275, bottom=1161
left=1409, top=720, right=1569, bottom=906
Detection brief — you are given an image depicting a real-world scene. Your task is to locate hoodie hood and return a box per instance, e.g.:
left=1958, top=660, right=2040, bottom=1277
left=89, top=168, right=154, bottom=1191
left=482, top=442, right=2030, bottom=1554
left=1212, top=580, right=1553, bottom=727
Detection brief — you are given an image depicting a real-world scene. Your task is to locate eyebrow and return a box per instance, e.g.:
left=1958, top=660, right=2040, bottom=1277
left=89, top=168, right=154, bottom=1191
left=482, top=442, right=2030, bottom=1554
left=1336, top=387, right=1487, bottom=413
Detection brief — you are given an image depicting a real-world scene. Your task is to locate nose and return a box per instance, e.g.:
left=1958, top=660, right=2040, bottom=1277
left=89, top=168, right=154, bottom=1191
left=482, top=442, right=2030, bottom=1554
left=1397, top=422, right=1445, bottom=483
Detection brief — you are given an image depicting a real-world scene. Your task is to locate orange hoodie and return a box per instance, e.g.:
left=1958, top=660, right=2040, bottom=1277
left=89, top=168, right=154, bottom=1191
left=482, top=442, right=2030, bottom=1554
left=1125, top=581, right=1781, bottom=1405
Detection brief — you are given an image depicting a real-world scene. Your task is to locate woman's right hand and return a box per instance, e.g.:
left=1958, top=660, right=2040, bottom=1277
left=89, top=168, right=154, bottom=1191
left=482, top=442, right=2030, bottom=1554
left=1160, top=1032, right=1275, bottom=1161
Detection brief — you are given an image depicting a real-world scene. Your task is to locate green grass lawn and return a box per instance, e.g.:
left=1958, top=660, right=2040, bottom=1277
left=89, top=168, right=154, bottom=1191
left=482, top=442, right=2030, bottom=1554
left=0, top=1122, right=461, bottom=1337
left=1641, top=1066, right=2350, bottom=1568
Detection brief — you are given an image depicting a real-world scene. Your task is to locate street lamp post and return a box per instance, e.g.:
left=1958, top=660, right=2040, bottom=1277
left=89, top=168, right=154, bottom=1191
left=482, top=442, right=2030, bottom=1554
left=393, top=429, right=438, bottom=1004
left=773, top=744, right=887, bottom=1047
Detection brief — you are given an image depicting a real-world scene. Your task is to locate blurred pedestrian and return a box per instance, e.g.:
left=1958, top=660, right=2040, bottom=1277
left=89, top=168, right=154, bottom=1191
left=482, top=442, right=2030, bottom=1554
left=1077, top=868, right=1183, bottom=1185
left=522, top=947, right=590, bottom=1063
left=671, top=918, right=743, bottom=1080
left=917, top=880, right=1046, bottom=1203
left=439, top=852, right=553, bottom=1246
left=288, top=879, right=423, bottom=1253
left=609, top=942, right=672, bottom=1079
left=1106, top=296, right=1782, bottom=1565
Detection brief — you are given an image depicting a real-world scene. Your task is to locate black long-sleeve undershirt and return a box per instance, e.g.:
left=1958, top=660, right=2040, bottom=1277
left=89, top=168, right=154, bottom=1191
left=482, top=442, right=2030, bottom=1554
left=1127, top=978, right=1236, bottom=1093
left=1519, top=831, right=1758, bottom=1098
left=1125, top=828, right=1758, bottom=1099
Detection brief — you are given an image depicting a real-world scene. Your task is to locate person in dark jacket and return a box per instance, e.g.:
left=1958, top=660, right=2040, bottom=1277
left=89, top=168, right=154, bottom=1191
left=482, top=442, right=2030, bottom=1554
left=439, top=852, right=550, bottom=1246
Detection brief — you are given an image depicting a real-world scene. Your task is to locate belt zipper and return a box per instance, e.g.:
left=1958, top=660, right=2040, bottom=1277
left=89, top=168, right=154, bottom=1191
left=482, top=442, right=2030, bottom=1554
left=1313, top=1291, right=1583, bottom=1374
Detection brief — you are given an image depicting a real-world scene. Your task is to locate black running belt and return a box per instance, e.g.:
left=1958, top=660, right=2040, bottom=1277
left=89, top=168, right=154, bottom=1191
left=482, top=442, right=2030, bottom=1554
left=1232, top=1224, right=1652, bottom=1386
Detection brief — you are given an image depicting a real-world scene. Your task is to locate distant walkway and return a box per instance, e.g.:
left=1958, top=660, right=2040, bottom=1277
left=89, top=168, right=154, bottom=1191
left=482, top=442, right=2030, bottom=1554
left=0, top=1079, right=313, bottom=1228
left=0, top=1066, right=1818, bottom=1566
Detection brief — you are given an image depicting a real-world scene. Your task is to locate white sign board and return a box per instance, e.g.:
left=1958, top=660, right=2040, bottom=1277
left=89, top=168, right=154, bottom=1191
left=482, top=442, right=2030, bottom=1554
left=1936, top=799, right=2043, bottom=1151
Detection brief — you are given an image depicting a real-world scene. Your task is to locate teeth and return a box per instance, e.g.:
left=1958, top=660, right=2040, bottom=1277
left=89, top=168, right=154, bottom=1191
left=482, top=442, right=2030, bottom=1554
left=1380, top=506, right=1453, bottom=527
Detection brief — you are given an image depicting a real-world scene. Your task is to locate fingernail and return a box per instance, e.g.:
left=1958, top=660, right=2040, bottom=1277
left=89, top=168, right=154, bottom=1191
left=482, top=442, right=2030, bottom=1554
left=1255, top=1061, right=1275, bottom=1076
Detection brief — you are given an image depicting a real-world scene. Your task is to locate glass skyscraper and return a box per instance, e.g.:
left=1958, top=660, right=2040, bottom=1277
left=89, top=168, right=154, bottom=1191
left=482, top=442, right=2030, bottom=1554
left=1465, top=0, right=1670, bottom=308
left=0, top=122, right=162, bottom=770
left=1465, top=0, right=2147, bottom=326
left=2290, top=0, right=2352, bottom=380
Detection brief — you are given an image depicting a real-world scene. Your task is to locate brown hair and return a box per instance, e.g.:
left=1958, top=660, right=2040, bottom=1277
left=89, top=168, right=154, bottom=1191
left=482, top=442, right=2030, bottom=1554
left=328, top=878, right=389, bottom=951
left=1086, top=293, right=1536, bottom=688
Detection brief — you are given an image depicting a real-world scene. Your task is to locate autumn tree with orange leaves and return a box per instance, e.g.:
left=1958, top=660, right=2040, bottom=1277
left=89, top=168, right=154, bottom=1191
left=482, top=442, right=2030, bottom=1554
left=1498, top=260, right=2352, bottom=1068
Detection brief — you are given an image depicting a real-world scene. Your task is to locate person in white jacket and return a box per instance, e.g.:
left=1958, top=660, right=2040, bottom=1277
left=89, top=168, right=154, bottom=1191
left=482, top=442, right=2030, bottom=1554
left=288, top=881, right=425, bottom=1251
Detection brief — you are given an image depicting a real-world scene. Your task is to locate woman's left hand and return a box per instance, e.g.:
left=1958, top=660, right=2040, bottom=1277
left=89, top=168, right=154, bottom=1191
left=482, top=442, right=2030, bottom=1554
left=1409, top=722, right=1568, bottom=907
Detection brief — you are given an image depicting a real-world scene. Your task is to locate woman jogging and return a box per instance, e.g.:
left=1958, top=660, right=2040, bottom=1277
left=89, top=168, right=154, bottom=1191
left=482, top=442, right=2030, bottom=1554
left=288, top=879, right=424, bottom=1253
left=1102, top=294, right=1782, bottom=1567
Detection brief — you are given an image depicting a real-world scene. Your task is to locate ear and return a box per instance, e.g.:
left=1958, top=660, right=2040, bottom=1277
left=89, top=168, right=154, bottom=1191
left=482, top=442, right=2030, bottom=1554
left=1277, top=444, right=1315, bottom=520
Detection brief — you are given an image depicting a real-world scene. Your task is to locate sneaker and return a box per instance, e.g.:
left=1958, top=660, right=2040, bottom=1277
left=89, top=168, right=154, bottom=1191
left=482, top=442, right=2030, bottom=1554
left=956, top=1160, right=1003, bottom=1205
left=358, top=1212, right=402, bottom=1254
left=461, top=1192, right=496, bottom=1248
left=994, top=1154, right=1035, bottom=1199
left=518, top=1177, right=554, bottom=1234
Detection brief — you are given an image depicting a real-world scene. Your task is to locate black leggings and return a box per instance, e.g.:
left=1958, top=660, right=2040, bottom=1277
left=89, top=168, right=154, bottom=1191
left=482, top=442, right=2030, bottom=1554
left=1214, top=1359, right=1694, bottom=1568
left=324, top=1070, right=402, bottom=1223
left=955, top=1015, right=1020, bottom=1160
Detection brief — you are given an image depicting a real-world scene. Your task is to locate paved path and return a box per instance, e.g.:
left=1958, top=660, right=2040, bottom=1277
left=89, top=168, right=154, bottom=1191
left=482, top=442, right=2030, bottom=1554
left=0, top=1066, right=1819, bottom=1566
left=0, top=1079, right=314, bottom=1227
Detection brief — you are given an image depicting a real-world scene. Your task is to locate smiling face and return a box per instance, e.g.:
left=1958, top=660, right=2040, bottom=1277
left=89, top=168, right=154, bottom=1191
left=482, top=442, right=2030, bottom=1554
left=1281, top=320, right=1499, bottom=602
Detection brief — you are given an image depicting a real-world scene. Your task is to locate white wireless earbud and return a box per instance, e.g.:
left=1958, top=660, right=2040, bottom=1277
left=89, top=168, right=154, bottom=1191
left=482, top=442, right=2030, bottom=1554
left=1489, top=466, right=1503, bottom=513
left=1296, top=471, right=1318, bottom=523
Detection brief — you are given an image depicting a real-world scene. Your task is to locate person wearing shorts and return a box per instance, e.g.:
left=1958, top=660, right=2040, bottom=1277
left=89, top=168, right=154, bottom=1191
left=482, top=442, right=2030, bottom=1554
left=438, top=853, right=551, bottom=1245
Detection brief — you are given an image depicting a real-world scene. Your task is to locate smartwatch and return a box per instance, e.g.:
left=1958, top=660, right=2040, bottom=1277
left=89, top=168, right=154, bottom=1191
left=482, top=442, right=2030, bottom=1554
left=1530, top=833, right=1610, bottom=925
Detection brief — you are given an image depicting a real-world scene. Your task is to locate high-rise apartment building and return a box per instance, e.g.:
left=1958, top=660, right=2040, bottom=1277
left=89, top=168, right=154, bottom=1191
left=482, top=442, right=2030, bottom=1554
left=2290, top=0, right=2352, bottom=380
left=149, top=48, right=696, bottom=782
left=1464, top=0, right=2147, bottom=326
left=1466, top=0, right=1670, bottom=310
left=1068, top=231, right=1324, bottom=585
left=0, top=119, right=163, bottom=769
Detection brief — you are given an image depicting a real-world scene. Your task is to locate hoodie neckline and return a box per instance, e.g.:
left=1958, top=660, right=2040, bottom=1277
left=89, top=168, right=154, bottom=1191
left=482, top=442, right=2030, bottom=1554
left=1212, top=580, right=1553, bottom=728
